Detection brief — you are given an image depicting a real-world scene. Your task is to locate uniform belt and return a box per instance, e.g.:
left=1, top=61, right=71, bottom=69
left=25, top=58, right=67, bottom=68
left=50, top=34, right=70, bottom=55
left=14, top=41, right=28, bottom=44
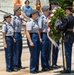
left=67, top=29, right=73, bottom=31
left=14, top=32, right=21, bottom=34
left=30, top=32, right=38, bottom=34
left=41, top=32, right=47, bottom=34
left=6, top=36, right=13, bottom=38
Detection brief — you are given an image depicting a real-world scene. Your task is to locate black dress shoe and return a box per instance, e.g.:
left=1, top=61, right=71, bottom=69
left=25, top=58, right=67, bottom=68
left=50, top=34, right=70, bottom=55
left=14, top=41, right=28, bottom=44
left=19, top=66, right=25, bottom=69
left=50, top=65, right=60, bottom=69
left=14, top=67, right=20, bottom=71
left=30, top=71, right=38, bottom=74
left=48, top=68, right=53, bottom=70
left=60, top=70, right=71, bottom=73
left=42, top=68, right=48, bottom=71
left=36, top=70, right=39, bottom=73
left=53, top=65, right=58, bottom=68
left=6, top=70, right=12, bottom=72
left=12, top=69, right=18, bottom=72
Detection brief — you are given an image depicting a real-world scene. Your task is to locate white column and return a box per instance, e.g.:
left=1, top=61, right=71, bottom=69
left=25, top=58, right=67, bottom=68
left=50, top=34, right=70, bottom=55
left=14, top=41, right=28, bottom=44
left=0, top=0, right=14, bottom=21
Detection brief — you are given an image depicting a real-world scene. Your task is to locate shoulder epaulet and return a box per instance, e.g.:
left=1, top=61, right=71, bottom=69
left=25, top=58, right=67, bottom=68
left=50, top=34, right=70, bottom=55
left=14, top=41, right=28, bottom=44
left=28, top=19, right=32, bottom=22
left=13, top=17, right=16, bottom=20
left=3, top=23, right=6, bottom=24
left=41, top=15, right=45, bottom=19
left=64, top=16, right=69, bottom=22
left=64, top=16, right=69, bottom=20
left=3, top=22, right=6, bottom=25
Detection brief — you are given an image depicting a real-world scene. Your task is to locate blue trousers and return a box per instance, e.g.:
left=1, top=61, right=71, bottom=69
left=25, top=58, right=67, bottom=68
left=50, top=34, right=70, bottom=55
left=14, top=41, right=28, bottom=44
left=52, top=42, right=59, bottom=65
left=5, top=36, right=14, bottom=70
left=64, top=42, right=73, bottom=72
left=14, top=33, right=22, bottom=67
left=27, top=33, right=40, bottom=72
left=41, top=33, right=51, bottom=69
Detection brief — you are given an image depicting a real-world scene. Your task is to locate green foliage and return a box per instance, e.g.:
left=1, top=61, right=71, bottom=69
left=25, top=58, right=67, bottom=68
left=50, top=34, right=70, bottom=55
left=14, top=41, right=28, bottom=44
left=49, top=8, right=66, bottom=42
left=49, top=0, right=73, bottom=9
left=57, top=0, right=73, bottom=9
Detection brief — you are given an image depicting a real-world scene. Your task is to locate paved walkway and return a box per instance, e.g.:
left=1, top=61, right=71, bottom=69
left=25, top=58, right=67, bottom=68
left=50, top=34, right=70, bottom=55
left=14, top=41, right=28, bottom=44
left=0, top=44, right=74, bottom=75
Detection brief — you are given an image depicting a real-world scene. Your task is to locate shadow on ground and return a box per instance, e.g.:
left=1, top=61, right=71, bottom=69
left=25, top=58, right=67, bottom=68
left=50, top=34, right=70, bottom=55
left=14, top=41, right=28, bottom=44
left=54, top=70, right=74, bottom=75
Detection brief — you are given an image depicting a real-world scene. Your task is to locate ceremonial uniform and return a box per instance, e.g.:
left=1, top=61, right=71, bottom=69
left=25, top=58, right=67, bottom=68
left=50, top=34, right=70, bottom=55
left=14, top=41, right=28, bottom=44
left=2, top=13, right=14, bottom=71
left=58, top=7, right=74, bottom=73
left=13, top=6, right=22, bottom=69
left=26, top=9, right=40, bottom=73
left=38, top=6, right=51, bottom=71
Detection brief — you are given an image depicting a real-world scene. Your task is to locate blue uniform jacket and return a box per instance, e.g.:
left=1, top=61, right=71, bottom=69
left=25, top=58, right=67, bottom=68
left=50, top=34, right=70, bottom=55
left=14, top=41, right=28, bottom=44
left=58, top=14, right=74, bottom=43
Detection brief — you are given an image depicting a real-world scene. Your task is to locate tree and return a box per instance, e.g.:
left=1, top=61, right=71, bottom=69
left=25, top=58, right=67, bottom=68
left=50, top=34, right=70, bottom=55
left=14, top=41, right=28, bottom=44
left=49, top=0, right=73, bottom=9
left=57, top=0, right=72, bottom=9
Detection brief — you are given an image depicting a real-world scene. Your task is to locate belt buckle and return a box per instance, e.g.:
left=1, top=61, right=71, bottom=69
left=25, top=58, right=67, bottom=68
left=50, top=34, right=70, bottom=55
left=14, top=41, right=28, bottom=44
left=11, top=36, right=13, bottom=38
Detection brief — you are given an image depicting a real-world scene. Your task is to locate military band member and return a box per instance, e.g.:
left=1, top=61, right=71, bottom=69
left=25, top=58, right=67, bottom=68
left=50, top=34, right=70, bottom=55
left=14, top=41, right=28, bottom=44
left=38, top=6, right=51, bottom=71
left=13, top=6, right=23, bottom=70
left=26, top=9, right=41, bottom=74
left=58, top=6, right=74, bottom=73
left=2, top=13, right=14, bottom=72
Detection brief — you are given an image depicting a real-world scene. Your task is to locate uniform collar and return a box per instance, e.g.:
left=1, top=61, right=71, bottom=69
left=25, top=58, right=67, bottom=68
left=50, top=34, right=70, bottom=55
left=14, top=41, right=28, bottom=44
left=68, top=13, right=72, bottom=16
left=30, top=18, right=35, bottom=21
left=66, top=13, right=72, bottom=16
left=4, top=21, right=10, bottom=25
left=29, top=18, right=37, bottom=24
left=14, top=15, right=20, bottom=19
left=43, top=14, right=48, bottom=19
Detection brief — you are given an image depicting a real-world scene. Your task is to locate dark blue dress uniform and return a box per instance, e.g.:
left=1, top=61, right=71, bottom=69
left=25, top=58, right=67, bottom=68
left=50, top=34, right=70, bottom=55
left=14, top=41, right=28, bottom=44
left=2, top=14, right=14, bottom=71
left=58, top=7, right=74, bottom=73
left=26, top=17, right=40, bottom=73
left=38, top=6, right=51, bottom=70
left=12, top=15, right=22, bottom=69
left=52, top=42, right=59, bottom=67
